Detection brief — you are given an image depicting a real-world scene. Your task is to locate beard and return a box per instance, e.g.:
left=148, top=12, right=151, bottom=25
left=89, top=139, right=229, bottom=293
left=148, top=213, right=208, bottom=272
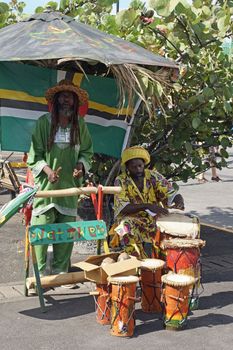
left=58, top=104, right=73, bottom=118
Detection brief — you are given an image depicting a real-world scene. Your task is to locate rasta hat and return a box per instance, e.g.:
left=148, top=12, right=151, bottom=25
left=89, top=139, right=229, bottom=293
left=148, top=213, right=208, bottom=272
left=121, top=146, right=150, bottom=165
left=45, top=79, right=89, bottom=106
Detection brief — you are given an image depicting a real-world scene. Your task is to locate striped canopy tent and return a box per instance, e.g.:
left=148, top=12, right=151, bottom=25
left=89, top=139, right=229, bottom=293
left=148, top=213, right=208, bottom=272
left=0, top=10, right=178, bottom=159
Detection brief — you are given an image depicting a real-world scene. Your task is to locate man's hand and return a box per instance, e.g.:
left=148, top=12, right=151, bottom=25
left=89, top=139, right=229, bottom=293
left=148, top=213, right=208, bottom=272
left=171, top=194, right=185, bottom=210
left=146, top=203, right=169, bottom=217
left=73, top=162, right=84, bottom=179
left=45, top=166, right=61, bottom=184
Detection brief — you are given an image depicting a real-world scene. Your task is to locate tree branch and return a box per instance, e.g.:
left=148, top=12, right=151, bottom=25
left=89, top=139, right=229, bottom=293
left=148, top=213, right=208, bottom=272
left=204, top=32, right=232, bottom=47
left=175, top=16, right=194, bottom=49
left=148, top=27, right=184, bottom=58
left=176, top=15, right=203, bottom=48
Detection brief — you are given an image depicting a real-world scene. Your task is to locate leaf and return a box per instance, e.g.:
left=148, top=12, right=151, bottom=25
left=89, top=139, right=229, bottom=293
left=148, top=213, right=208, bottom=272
left=192, top=117, right=201, bottom=129
left=192, top=157, right=202, bottom=166
left=220, top=137, right=231, bottom=148
left=173, top=182, right=179, bottom=191
left=209, top=73, right=217, bottom=84
left=35, top=7, right=44, bottom=14
left=173, top=83, right=182, bottom=92
left=220, top=148, right=229, bottom=158
left=193, top=0, right=202, bottom=8
left=202, top=6, right=211, bottom=17
left=97, top=0, right=116, bottom=7
left=59, top=0, right=68, bottom=11
left=223, top=101, right=232, bottom=113
left=217, top=13, right=230, bottom=34
left=185, top=142, right=193, bottom=153
left=149, top=0, right=179, bottom=17
left=115, top=8, right=139, bottom=27
left=202, top=87, right=214, bottom=97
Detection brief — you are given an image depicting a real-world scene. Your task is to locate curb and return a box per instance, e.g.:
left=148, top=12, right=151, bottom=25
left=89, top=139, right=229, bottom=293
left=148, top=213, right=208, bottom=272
left=201, top=222, right=233, bottom=234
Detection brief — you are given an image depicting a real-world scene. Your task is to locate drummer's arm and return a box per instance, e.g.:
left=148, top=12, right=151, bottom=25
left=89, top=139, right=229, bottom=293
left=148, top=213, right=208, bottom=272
left=120, top=203, right=168, bottom=216
left=120, top=203, right=148, bottom=215
left=170, top=194, right=185, bottom=210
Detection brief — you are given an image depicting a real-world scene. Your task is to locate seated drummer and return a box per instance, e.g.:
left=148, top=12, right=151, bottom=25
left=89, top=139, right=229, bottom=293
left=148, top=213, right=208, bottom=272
left=111, top=146, right=184, bottom=259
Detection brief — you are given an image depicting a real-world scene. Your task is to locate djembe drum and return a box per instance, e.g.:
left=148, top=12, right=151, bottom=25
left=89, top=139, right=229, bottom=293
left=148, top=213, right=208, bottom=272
left=108, top=276, right=139, bottom=337
left=162, top=273, right=195, bottom=330
left=90, top=283, right=111, bottom=325
left=140, top=259, right=165, bottom=313
left=157, top=213, right=200, bottom=260
left=161, top=238, right=206, bottom=310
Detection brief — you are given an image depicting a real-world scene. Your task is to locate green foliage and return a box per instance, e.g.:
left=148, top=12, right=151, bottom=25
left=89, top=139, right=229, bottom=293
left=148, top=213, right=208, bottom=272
left=35, top=6, right=44, bottom=13
left=129, top=0, right=233, bottom=181
left=47, top=1, right=58, bottom=10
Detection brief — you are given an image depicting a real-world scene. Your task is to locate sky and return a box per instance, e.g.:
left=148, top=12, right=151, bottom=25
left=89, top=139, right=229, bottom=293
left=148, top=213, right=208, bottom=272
left=6, top=0, right=133, bottom=13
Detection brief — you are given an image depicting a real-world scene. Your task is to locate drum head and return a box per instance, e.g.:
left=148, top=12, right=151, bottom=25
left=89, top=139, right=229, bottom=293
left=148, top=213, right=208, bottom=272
left=141, top=259, right=165, bottom=271
left=160, top=238, right=206, bottom=249
left=157, top=213, right=200, bottom=238
left=162, top=273, right=195, bottom=287
left=108, top=275, right=139, bottom=284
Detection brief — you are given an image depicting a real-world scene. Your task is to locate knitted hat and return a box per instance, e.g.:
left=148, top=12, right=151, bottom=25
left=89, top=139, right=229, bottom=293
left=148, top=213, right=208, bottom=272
left=121, top=146, right=150, bottom=165
left=45, top=79, right=88, bottom=106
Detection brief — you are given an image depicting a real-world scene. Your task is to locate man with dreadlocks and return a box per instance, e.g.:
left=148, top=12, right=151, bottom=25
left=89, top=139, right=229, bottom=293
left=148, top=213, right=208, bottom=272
left=27, top=80, right=93, bottom=276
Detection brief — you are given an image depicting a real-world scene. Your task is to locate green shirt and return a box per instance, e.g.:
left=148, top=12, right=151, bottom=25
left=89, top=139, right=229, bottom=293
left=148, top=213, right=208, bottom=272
left=27, top=113, right=93, bottom=217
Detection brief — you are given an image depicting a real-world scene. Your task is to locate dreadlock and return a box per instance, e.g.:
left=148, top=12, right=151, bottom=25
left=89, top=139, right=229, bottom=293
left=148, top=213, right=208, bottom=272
left=48, top=92, right=81, bottom=150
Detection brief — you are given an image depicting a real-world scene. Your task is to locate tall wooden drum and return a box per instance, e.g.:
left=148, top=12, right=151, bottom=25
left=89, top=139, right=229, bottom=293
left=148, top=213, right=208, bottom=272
left=140, top=259, right=165, bottom=313
left=108, top=276, right=139, bottom=337
left=90, top=283, right=111, bottom=325
left=162, top=273, right=195, bottom=330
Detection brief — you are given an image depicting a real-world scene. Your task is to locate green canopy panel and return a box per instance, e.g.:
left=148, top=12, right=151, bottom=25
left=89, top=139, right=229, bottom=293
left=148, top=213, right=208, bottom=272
left=0, top=11, right=177, bottom=68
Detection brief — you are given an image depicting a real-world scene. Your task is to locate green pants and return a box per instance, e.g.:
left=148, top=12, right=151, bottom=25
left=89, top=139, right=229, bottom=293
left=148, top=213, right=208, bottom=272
left=31, top=208, right=76, bottom=275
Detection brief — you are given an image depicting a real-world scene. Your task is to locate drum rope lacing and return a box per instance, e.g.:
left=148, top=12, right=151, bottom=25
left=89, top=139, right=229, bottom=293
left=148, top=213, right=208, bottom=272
left=140, top=269, right=162, bottom=312
left=110, top=285, right=137, bottom=334
left=162, top=283, right=195, bottom=327
left=92, top=285, right=111, bottom=322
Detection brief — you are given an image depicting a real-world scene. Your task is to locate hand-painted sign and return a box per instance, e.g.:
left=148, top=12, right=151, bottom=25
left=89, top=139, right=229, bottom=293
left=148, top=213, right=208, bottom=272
left=29, top=220, right=107, bottom=245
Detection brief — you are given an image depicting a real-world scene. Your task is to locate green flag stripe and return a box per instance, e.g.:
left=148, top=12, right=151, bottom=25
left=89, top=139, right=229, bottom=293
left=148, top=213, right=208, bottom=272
left=0, top=62, right=57, bottom=96
left=64, top=70, right=123, bottom=108
left=0, top=62, right=124, bottom=108
left=87, top=123, right=125, bottom=158
left=80, top=76, right=121, bottom=107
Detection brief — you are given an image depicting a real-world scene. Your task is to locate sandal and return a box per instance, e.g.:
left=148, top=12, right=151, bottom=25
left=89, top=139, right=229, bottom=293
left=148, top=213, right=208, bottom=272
left=211, top=176, right=222, bottom=182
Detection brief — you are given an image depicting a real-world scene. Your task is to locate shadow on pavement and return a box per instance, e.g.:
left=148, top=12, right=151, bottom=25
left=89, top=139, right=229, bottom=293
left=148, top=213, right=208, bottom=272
left=188, top=313, right=233, bottom=329
left=197, top=291, right=233, bottom=310
left=134, top=309, right=164, bottom=335
left=135, top=320, right=163, bottom=336
left=194, top=209, right=233, bottom=231
left=19, top=294, right=95, bottom=320
left=203, top=270, right=233, bottom=284
left=201, top=225, right=233, bottom=257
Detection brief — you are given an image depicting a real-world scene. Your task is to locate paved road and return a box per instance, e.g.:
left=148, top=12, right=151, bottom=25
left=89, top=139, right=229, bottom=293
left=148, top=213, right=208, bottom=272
left=0, top=228, right=232, bottom=350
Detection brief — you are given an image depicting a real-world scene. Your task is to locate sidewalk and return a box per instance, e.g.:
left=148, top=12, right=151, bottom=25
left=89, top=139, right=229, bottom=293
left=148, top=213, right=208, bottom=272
left=178, top=150, right=233, bottom=231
